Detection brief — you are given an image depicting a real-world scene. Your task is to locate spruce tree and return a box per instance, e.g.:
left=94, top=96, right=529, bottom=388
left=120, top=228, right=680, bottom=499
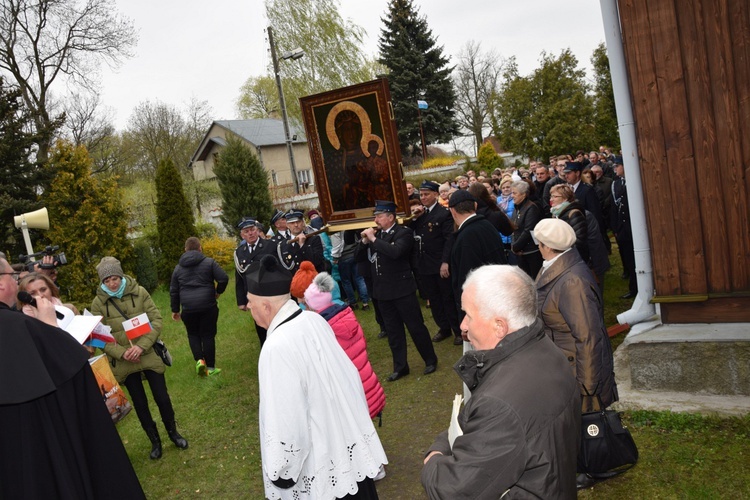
left=44, top=141, right=132, bottom=306
left=212, top=136, right=274, bottom=234
left=378, top=0, right=458, bottom=157
left=0, top=77, right=51, bottom=255
left=155, top=158, right=196, bottom=283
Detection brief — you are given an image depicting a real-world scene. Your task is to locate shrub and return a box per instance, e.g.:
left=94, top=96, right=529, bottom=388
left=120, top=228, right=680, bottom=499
left=201, top=235, right=238, bottom=272
left=477, top=142, right=504, bottom=171
left=132, top=239, right=159, bottom=293
left=422, top=156, right=460, bottom=169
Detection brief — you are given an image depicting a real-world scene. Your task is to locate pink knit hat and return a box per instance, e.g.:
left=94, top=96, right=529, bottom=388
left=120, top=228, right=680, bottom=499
left=304, top=273, right=335, bottom=312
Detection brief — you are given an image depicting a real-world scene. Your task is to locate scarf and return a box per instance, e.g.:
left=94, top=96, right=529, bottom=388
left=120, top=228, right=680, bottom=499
left=100, top=277, right=127, bottom=299
left=550, top=201, right=571, bottom=218
left=497, top=193, right=512, bottom=211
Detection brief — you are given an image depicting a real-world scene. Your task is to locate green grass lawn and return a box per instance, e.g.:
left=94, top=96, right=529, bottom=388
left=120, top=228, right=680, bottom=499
left=114, top=249, right=750, bottom=498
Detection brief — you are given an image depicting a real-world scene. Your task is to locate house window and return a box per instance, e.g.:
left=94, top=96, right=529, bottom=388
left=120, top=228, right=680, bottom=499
left=271, top=170, right=278, bottom=186
left=297, top=169, right=311, bottom=184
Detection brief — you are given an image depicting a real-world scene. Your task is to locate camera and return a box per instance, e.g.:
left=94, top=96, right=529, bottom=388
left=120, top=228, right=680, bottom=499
left=19, top=245, right=68, bottom=270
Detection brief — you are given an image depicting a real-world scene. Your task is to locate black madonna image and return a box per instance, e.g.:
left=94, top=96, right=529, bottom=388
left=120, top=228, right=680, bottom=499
left=301, top=79, right=406, bottom=222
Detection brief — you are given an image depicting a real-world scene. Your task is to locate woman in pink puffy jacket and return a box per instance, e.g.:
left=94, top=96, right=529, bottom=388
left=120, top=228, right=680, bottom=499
left=304, top=272, right=386, bottom=419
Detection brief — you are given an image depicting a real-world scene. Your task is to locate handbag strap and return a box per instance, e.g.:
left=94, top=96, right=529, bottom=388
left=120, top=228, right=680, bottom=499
left=581, top=385, right=605, bottom=412
left=108, top=299, right=129, bottom=320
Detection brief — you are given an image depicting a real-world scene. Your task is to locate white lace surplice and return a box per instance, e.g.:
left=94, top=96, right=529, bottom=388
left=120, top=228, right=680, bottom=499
left=259, top=300, right=387, bottom=499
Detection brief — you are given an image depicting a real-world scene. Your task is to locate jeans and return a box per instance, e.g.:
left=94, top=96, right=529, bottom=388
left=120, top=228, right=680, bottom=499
left=338, top=257, right=369, bottom=305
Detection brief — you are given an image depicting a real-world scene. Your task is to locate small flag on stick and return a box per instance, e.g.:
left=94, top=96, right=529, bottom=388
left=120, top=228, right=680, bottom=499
left=122, top=313, right=152, bottom=341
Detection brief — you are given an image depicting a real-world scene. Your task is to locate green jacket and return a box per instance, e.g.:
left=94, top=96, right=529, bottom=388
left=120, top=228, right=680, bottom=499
left=91, top=275, right=165, bottom=383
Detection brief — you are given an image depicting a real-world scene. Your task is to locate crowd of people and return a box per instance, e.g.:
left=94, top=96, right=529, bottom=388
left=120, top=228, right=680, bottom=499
left=0, top=145, right=631, bottom=498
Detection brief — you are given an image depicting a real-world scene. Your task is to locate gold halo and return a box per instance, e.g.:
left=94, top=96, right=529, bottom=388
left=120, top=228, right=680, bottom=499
left=325, top=101, right=382, bottom=157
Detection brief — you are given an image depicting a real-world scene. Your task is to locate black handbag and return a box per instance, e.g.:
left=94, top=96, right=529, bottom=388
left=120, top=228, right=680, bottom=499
left=152, top=339, right=173, bottom=367
left=578, top=396, right=638, bottom=478
left=109, top=299, right=172, bottom=367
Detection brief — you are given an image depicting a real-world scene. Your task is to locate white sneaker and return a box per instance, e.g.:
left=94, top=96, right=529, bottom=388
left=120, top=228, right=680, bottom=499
left=374, top=464, right=386, bottom=481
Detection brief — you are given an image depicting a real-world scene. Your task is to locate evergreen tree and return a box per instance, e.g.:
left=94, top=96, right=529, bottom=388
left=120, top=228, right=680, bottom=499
left=155, top=158, right=196, bottom=283
left=0, top=77, right=51, bottom=255
left=491, top=50, right=595, bottom=160
left=44, top=141, right=132, bottom=306
left=476, top=142, right=503, bottom=171
left=213, top=136, right=274, bottom=234
left=591, top=43, right=620, bottom=150
left=378, top=0, right=458, bottom=158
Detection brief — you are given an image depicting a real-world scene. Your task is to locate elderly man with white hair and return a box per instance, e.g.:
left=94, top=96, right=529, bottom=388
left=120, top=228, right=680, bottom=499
left=534, top=218, right=618, bottom=488
left=421, top=265, right=580, bottom=499
left=246, top=255, right=387, bottom=500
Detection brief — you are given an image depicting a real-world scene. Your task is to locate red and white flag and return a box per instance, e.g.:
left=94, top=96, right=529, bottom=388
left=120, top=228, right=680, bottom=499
left=122, top=313, right=152, bottom=340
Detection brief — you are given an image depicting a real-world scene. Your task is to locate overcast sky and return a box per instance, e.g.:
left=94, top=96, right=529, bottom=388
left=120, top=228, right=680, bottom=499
left=100, top=0, right=606, bottom=131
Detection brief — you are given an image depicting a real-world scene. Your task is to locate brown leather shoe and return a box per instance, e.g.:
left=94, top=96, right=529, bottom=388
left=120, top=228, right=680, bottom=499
left=432, top=331, right=452, bottom=342
left=453, top=336, right=464, bottom=346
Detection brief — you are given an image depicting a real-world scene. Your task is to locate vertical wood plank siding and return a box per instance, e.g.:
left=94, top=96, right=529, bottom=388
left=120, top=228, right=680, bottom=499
left=618, top=0, right=750, bottom=321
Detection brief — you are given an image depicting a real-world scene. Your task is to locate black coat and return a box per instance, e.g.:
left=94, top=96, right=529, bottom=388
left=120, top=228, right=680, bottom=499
left=556, top=201, right=589, bottom=263
left=511, top=197, right=542, bottom=255
left=475, top=201, right=514, bottom=237
left=574, top=183, right=604, bottom=230
left=450, top=214, right=506, bottom=300
left=170, top=250, right=229, bottom=313
left=408, top=204, right=453, bottom=275
left=356, top=224, right=417, bottom=301
left=0, top=305, right=146, bottom=499
left=234, top=238, right=278, bottom=306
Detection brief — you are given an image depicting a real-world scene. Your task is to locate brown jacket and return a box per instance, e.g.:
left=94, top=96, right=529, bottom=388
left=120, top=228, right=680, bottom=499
left=536, top=249, right=617, bottom=411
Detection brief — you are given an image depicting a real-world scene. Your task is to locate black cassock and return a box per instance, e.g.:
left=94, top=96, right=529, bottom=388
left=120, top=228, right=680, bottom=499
left=0, top=304, right=145, bottom=500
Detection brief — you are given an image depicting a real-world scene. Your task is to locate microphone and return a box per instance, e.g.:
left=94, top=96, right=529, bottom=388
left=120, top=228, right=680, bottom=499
left=17, top=291, right=65, bottom=320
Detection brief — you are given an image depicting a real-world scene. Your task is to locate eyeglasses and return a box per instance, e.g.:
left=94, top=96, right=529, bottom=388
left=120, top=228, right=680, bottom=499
left=0, top=272, right=20, bottom=283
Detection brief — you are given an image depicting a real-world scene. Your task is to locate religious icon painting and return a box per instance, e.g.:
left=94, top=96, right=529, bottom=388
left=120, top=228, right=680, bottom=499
left=300, top=79, right=407, bottom=226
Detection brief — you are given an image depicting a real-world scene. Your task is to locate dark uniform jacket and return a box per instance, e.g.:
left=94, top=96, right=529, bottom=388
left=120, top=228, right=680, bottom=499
left=536, top=248, right=617, bottom=411
left=269, top=230, right=291, bottom=245
left=277, top=231, right=325, bottom=275
left=610, top=177, right=631, bottom=238
left=409, top=203, right=453, bottom=276
left=450, top=214, right=506, bottom=301
left=355, top=224, right=417, bottom=301
left=234, top=238, right=278, bottom=306
left=170, top=250, right=228, bottom=313
left=421, top=318, right=580, bottom=499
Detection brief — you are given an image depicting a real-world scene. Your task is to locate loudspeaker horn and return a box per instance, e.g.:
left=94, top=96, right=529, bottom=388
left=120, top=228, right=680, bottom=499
left=14, top=207, right=49, bottom=230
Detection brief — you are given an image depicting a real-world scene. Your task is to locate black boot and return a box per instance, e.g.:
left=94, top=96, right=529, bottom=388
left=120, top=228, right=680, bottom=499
left=145, top=424, right=162, bottom=460
left=165, top=422, right=188, bottom=449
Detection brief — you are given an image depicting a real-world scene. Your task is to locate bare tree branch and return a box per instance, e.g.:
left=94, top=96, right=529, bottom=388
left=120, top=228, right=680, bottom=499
left=0, top=0, right=137, bottom=161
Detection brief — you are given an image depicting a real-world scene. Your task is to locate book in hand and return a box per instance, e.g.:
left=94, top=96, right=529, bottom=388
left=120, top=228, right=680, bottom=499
left=82, top=309, right=116, bottom=348
left=448, top=394, right=464, bottom=450
left=55, top=306, right=103, bottom=345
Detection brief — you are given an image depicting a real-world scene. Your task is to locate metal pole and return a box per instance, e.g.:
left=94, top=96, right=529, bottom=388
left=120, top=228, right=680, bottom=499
left=599, top=0, right=655, bottom=326
left=268, top=26, right=300, bottom=195
left=417, top=107, right=427, bottom=160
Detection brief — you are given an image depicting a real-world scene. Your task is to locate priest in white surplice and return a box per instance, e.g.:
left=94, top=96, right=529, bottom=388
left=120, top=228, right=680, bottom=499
left=245, top=255, right=387, bottom=499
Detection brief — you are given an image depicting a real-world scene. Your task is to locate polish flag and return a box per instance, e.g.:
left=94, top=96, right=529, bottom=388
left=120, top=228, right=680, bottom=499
left=122, top=313, right=152, bottom=340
